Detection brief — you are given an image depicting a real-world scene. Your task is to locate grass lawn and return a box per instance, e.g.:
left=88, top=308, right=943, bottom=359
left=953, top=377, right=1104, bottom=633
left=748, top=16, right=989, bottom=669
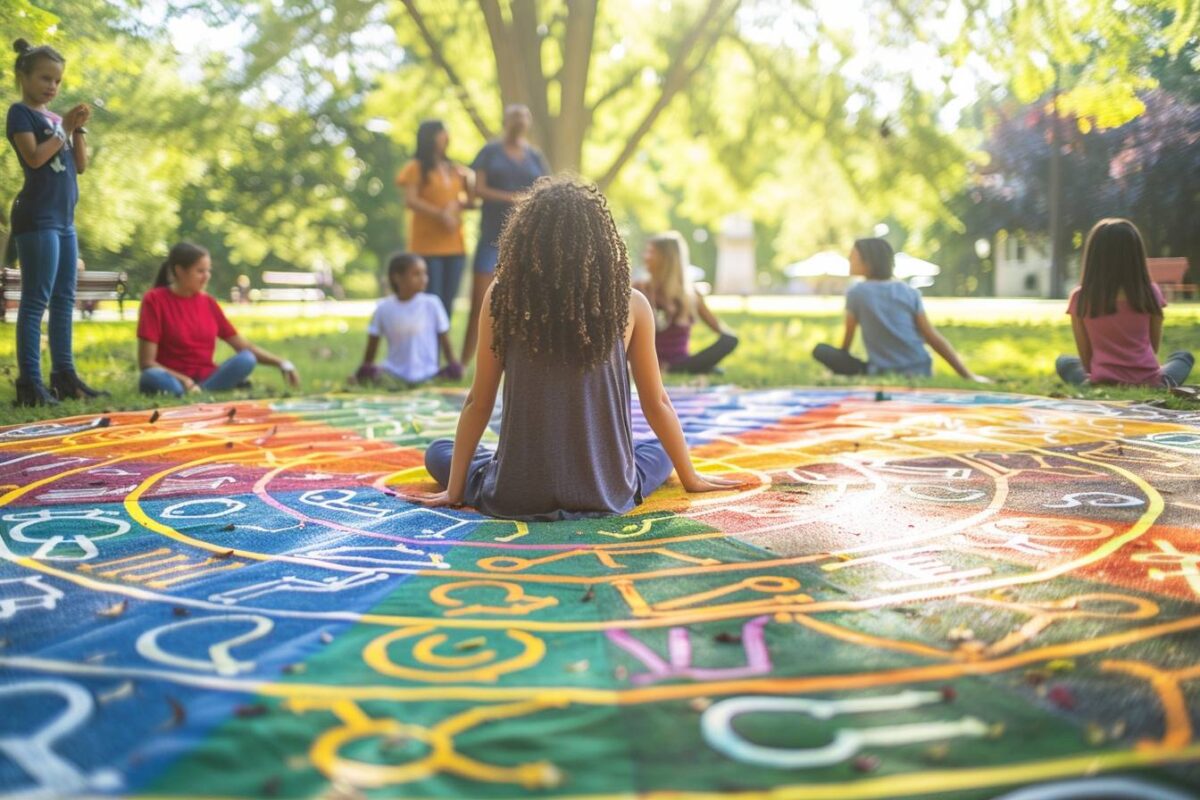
left=1, top=295, right=1198, bottom=426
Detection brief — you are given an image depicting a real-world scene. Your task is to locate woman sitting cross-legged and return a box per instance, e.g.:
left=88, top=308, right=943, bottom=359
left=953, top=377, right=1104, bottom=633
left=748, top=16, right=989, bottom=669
left=637, top=231, right=738, bottom=374
left=137, top=242, right=301, bottom=396
left=813, top=238, right=987, bottom=383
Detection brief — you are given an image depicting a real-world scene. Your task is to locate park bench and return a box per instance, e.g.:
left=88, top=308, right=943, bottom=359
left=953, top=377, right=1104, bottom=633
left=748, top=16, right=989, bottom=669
left=258, top=270, right=326, bottom=302
left=1148, top=257, right=1196, bottom=301
left=1, top=267, right=128, bottom=323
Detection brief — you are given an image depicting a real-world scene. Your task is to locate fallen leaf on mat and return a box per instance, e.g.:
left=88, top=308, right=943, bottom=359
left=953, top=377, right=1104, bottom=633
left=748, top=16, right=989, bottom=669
left=453, top=637, right=487, bottom=652
left=1047, top=685, right=1076, bottom=710
left=211, top=549, right=236, bottom=560
left=852, top=755, right=880, bottom=773
left=97, top=600, right=128, bottom=618
left=98, top=681, right=135, bottom=704
left=235, top=703, right=269, bottom=718
left=161, top=697, right=186, bottom=730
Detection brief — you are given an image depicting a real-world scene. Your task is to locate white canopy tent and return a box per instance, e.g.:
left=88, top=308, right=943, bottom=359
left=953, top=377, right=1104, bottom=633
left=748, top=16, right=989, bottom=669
left=784, top=251, right=941, bottom=289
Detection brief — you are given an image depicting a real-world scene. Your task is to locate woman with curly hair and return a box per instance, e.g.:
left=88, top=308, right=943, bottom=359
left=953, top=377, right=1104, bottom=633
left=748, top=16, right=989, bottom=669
left=411, top=177, right=742, bottom=520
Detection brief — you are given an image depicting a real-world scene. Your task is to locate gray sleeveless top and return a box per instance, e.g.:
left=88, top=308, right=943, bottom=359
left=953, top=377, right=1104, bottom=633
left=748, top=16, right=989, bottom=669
left=470, top=337, right=640, bottom=521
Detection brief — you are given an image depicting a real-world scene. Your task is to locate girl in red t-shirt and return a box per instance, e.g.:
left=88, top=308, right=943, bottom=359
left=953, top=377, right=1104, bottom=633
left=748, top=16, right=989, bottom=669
left=137, top=243, right=301, bottom=396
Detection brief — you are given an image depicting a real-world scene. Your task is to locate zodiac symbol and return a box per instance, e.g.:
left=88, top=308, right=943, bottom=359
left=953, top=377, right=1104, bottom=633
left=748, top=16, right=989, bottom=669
left=1, top=509, right=131, bottom=562
left=477, top=546, right=718, bottom=573
left=363, top=626, right=544, bottom=682
left=0, top=576, right=64, bottom=619
left=702, top=691, right=988, bottom=769
left=209, top=571, right=390, bottom=605
left=956, top=593, right=1159, bottom=657
left=1132, top=540, right=1200, bottom=597
left=614, top=576, right=810, bottom=618
left=0, top=681, right=123, bottom=795
left=429, top=581, right=558, bottom=617
left=136, top=614, right=274, bottom=676
left=1043, top=492, right=1144, bottom=509
left=607, top=615, right=773, bottom=684
left=286, top=698, right=565, bottom=789
left=901, top=484, right=988, bottom=503
left=160, top=498, right=248, bottom=519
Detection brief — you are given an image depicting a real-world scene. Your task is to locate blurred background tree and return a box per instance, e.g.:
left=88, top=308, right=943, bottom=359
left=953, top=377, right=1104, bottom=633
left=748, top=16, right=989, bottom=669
left=1, top=0, right=1196, bottom=297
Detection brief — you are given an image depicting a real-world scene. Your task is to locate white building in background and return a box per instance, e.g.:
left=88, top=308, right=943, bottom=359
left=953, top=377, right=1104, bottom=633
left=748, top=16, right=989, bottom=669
left=715, top=214, right=756, bottom=294
left=993, top=231, right=1076, bottom=297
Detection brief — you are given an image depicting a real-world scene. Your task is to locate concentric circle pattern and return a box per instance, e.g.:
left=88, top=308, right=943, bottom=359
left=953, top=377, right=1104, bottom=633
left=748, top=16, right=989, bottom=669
left=1, top=388, right=1199, bottom=799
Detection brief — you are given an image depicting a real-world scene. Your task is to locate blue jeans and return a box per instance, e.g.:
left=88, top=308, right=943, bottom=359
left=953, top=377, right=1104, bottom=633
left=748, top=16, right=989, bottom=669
left=15, top=227, right=78, bottom=379
left=424, top=438, right=675, bottom=505
left=423, top=254, right=465, bottom=320
left=472, top=242, right=499, bottom=275
left=1057, top=352, right=1195, bottom=387
left=139, top=350, right=258, bottom=396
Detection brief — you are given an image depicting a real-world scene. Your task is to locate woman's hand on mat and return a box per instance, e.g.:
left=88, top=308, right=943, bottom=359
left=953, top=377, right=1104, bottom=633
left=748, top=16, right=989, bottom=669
left=406, top=489, right=463, bottom=508
left=280, top=362, right=301, bottom=387
left=681, top=473, right=746, bottom=493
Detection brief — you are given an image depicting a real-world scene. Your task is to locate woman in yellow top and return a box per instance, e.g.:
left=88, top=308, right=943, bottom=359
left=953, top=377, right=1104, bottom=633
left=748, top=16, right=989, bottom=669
left=396, top=119, right=471, bottom=325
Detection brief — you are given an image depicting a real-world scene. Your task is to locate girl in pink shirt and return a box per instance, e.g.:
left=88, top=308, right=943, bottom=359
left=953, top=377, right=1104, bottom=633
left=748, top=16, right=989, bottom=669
left=1056, top=218, right=1194, bottom=388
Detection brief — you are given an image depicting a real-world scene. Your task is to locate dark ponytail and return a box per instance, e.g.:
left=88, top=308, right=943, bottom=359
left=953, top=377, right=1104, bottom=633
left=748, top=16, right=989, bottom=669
left=12, top=39, right=65, bottom=87
left=154, top=242, right=209, bottom=288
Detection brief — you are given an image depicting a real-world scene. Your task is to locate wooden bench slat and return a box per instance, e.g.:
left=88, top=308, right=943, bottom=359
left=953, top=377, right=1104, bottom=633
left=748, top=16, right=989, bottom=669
left=1, top=267, right=128, bottom=321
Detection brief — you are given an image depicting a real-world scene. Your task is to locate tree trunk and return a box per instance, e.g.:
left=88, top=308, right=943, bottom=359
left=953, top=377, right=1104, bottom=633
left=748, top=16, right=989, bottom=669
left=554, top=1, right=598, bottom=173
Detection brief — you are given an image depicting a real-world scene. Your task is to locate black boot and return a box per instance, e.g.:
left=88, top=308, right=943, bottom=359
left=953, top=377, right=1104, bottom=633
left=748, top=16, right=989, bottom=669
left=50, top=369, right=109, bottom=400
left=15, top=376, right=60, bottom=407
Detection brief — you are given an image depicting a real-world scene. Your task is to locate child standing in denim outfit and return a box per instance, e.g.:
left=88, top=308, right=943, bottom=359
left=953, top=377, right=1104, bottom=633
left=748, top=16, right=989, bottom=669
left=7, top=39, right=102, bottom=405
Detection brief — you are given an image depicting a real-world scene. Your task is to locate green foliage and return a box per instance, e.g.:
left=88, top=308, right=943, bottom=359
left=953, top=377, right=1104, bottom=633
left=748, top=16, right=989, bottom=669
left=0, top=0, right=1195, bottom=298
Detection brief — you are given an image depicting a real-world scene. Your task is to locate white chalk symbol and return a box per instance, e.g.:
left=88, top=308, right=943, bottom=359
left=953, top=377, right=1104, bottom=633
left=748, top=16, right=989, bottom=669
left=702, top=691, right=988, bottom=769
left=136, top=614, right=274, bottom=676
left=0, top=680, right=123, bottom=798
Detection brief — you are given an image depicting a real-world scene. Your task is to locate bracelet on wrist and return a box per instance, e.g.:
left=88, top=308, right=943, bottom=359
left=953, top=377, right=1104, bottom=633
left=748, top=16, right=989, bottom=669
left=279, top=360, right=296, bottom=373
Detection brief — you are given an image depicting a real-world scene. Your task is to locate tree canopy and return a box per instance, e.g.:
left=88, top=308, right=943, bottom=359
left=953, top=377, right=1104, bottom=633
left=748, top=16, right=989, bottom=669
left=1, top=0, right=1196, bottom=295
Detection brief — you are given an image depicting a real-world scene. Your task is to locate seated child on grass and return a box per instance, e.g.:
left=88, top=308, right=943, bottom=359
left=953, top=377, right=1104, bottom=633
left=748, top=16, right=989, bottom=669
left=1056, top=218, right=1194, bottom=388
left=408, top=177, right=742, bottom=521
left=812, top=238, right=987, bottom=382
left=355, top=252, right=461, bottom=385
left=637, top=231, right=738, bottom=374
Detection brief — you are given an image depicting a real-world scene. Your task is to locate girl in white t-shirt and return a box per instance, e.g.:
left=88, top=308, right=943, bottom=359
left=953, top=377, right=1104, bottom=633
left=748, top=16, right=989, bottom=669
left=354, top=253, right=462, bottom=385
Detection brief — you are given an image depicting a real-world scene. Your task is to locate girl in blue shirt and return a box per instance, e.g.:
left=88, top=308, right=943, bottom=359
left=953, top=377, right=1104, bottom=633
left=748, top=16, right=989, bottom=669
left=813, top=238, right=986, bottom=382
left=6, top=38, right=101, bottom=406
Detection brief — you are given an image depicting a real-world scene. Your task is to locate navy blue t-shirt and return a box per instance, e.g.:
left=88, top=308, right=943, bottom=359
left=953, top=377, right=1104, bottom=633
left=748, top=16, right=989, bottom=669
left=470, top=141, right=549, bottom=247
left=6, top=103, right=78, bottom=234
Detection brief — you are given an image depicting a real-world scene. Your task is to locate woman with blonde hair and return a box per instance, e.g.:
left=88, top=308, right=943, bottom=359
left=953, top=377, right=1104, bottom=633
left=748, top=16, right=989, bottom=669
left=638, top=231, right=738, bottom=374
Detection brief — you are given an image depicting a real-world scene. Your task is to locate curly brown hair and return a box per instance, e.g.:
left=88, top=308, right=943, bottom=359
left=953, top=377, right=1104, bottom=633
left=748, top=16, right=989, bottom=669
left=490, top=176, right=631, bottom=369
